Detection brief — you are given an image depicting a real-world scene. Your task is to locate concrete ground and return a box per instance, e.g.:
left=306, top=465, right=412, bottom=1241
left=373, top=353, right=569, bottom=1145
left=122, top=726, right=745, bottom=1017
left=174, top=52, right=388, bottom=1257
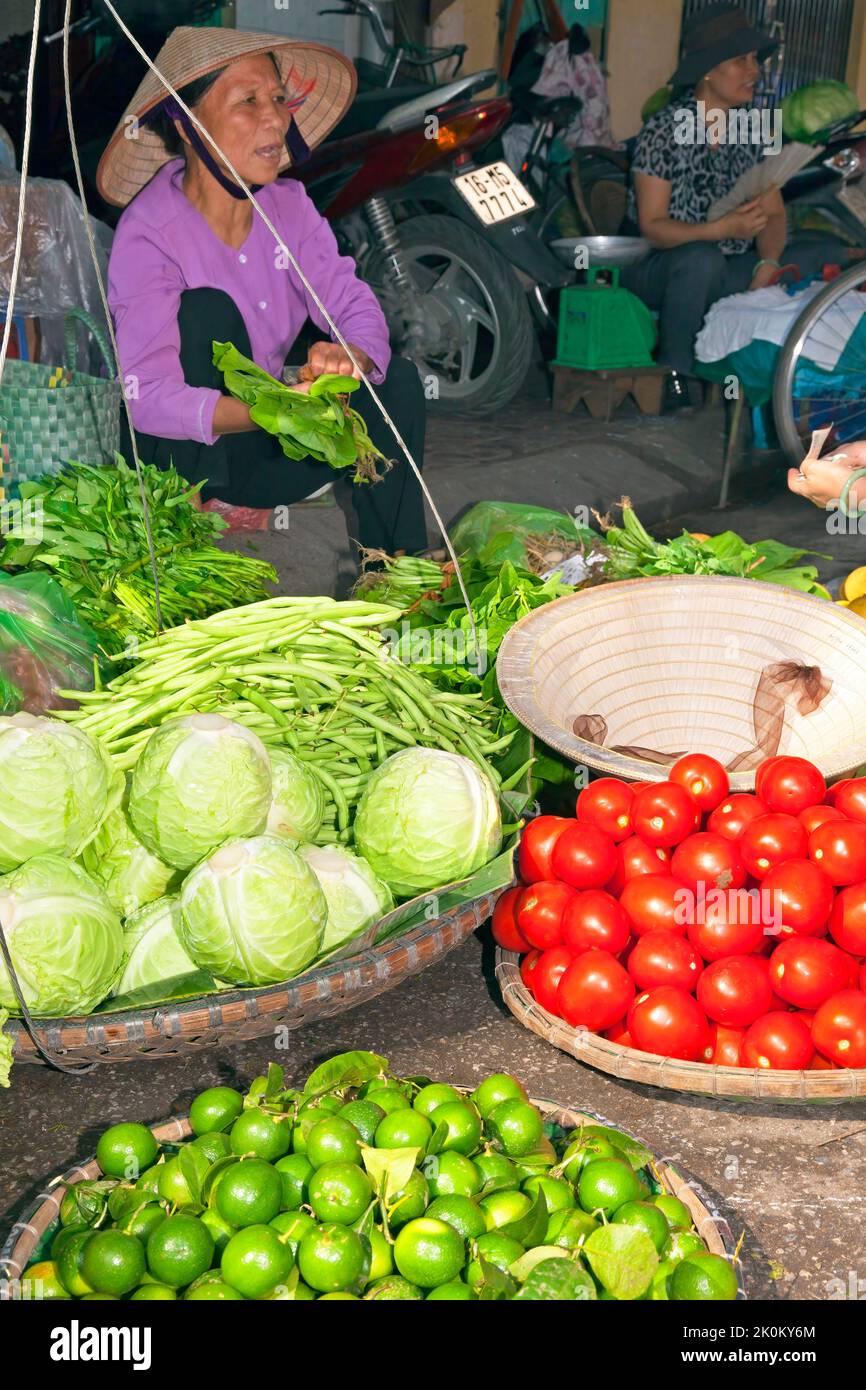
left=2, top=377, right=865, bottom=1302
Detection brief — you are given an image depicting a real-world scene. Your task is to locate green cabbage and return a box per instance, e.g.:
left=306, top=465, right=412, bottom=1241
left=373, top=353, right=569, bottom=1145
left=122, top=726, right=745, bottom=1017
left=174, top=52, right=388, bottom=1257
left=267, top=749, right=326, bottom=845
left=0, top=856, right=124, bottom=1016
left=179, top=834, right=327, bottom=985
left=782, top=80, right=859, bottom=142
left=0, top=1009, right=11, bottom=1088
left=0, top=714, right=120, bottom=872
left=81, top=785, right=181, bottom=918
left=353, top=748, right=502, bottom=897
left=299, top=844, right=394, bottom=952
left=113, top=895, right=197, bottom=997
left=128, top=714, right=272, bottom=870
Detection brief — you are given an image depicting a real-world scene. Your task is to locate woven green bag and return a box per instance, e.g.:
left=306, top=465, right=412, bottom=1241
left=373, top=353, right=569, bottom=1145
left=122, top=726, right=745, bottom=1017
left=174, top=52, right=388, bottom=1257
left=0, top=307, right=121, bottom=492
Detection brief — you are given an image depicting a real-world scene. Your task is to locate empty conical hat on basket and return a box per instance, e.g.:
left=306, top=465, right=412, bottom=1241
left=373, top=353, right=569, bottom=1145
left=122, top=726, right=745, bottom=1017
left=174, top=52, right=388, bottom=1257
left=496, top=576, right=866, bottom=789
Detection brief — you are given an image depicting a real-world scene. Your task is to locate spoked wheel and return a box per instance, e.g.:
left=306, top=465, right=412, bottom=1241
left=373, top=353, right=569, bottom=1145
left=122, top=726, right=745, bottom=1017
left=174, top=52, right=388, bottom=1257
left=773, top=260, right=866, bottom=466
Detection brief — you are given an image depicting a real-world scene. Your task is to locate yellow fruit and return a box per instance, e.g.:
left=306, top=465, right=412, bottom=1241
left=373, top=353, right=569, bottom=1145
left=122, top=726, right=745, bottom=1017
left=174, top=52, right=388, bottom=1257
left=841, top=567, right=866, bottom=602
left=846, top=596, right=866, bottom=620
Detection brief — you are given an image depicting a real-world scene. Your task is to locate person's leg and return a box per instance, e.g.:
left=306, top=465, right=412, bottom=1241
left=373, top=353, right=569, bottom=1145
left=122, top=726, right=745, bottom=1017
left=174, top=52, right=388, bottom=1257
left=623, top=243, right=730, bottom=374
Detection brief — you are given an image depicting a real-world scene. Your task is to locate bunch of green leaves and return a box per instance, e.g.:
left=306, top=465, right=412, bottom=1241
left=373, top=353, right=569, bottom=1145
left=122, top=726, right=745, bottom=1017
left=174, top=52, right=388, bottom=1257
left=0, top=457, right=277, bottom=655
left=213, top=341, right=388, bottom=484
left=600, top=501, right=830, bottom=597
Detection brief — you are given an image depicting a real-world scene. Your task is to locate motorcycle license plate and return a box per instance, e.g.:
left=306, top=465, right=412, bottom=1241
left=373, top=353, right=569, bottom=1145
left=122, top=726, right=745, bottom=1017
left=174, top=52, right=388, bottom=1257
left=453, top=162, right=536, bottom=225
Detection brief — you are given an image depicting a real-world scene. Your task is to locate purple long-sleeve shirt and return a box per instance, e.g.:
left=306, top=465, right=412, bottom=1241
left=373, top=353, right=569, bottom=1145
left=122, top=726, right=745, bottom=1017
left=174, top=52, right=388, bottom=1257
left=107, top=159, right=391, bottom=444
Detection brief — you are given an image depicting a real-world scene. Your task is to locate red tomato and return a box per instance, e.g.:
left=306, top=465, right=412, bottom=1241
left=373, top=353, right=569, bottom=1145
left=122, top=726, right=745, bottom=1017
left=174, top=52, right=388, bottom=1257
left=561, top=890, right=630, bottom=956
left=809, top=820, right=866, bottom=886
left=755, top=757, right=826, bottom=816
left=811, top=1054, right=838, bottom=1070
left=631, top=782, right=699, bottom=848
left=761, top=859, right=834, bottom=938
left=628, top=986, right=712, bottom=1062
left=860, top=961, right=866, bottom=992
left=576, top=778, right=634, bottom=842
left=741, top=1012, right=815, bottom=1070
left=686, top=889, right=765, bottom=960
left=707, top=793, right=769, bottom=842
left=697, top=955, right=772, bottom=1027
left=607, top=836, right=671, bottom=895
left=557, top=950, right=635, bottom=1033
left=603, top=1019, right=632, bottom=1047
left=491, top=887, right=529, bottom=953
left=832, top=780, right=866, bottom=824
left=551, top=823, right=617, bottom=891
left=671, top=832, right=747, bottom=893
left=520, top=949, right=541, bottom=994
left=740, top=814, right=808, bottom=879
left=532, top=946, right=574, bottom=1016
left=798, top=804, right=845, bottom=835
left=769, top=937, right=853, bottom=1010
left=708, top=1023, right=746, bottom=1067
left=827, top=779, right=857, bottom=806
left=518, top=816, right=571, bottom=884
left=515, top=882, right=575, bottom=951
left=829, top=885, right=866, bottom=956
left=669, top=754, right=729, bottom=813
left=619, top=874, right=688, bottom=938
left=627, top=933, right=703, bottom=993
left=812, top=990, right=866, bottom=1067
left=752, top=956, right=794, bottom=1012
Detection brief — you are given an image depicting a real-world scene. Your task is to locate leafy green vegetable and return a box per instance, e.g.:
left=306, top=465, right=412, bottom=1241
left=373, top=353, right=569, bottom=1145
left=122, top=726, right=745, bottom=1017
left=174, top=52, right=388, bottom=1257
left=782, top=80, right=859, bottom=143
left=0, top=1008, right=12, bottom=1088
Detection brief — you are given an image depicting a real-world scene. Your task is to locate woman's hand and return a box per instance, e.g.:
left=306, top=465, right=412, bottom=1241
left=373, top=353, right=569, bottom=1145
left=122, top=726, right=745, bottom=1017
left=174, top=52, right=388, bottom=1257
left=715, top=199, right=769, bottom=243
left=788, top=452, right=864, bottom=510
left=748, top=260, right=778, bottom=292
left=304, top=340, right=374, bottom=381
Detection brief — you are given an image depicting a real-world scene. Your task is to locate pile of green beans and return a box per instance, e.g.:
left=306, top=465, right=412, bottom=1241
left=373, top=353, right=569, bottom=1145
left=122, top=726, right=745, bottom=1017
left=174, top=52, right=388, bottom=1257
left=57, top=597, right=517, bottom=845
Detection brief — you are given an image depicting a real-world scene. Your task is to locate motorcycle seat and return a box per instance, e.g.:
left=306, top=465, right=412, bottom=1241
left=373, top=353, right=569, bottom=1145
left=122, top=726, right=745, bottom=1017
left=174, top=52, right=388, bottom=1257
left=376, top=70, right=498, bottom=133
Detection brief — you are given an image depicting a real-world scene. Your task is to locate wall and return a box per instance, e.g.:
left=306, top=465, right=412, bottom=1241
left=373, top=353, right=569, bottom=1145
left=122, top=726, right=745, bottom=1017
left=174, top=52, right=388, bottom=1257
left=847, top=0, right=866, bottom=103
left=428, top=0, right=500, bottom=81
left=605, top=0, right=682, bottom=141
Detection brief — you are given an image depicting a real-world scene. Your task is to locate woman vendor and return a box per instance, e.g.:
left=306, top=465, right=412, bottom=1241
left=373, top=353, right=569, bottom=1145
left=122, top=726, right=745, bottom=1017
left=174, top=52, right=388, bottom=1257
left=96, top=26, right=427, bottom=554
left=623, top=4, right=847, bottom=389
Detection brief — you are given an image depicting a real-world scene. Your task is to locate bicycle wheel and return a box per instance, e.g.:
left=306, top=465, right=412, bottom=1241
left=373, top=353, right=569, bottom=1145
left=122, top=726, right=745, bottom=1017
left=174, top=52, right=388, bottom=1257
left=773, top=260, right=866, bottom=467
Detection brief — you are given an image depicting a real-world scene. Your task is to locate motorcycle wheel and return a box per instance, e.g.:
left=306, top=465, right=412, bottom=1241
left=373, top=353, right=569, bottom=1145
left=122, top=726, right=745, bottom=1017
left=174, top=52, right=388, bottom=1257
left=365, top=213, right=534, bottom=414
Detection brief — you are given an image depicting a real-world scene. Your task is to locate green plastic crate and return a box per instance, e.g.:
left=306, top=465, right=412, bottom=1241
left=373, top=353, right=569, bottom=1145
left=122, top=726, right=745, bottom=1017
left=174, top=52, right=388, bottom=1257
left=554, top=268, right=657, bottom=371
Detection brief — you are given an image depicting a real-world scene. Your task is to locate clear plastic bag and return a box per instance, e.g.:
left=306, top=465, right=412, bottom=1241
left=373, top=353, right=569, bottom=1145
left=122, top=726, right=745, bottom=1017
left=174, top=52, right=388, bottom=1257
left=0, top=572, right=99, bottom=714
left=450, top=501, right=597, bottom=570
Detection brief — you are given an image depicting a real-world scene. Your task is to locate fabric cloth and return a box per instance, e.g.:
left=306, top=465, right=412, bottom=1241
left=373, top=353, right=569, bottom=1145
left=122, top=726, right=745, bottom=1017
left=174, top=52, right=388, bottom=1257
left=622, top=236, right=847, bottom=375
left=107, top=159, right=391, bottom=445
left=627, top=97, right=765, bottom=254
left=531, top=39, right=620, bottom=150
left=696, top=279, right=866, bottom=370
left=127, top=287, right=427, bottom=556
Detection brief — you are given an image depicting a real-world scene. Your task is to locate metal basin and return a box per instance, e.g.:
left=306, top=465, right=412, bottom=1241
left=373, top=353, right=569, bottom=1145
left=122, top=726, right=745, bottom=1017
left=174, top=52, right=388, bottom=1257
left=550, top=235, right=651, bottom=269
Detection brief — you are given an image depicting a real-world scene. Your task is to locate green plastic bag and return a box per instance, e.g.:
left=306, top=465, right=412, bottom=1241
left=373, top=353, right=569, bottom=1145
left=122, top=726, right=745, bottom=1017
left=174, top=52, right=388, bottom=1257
left=0, top=571, right=99, bottom=714
left=450, top=501, right=597, bottom=570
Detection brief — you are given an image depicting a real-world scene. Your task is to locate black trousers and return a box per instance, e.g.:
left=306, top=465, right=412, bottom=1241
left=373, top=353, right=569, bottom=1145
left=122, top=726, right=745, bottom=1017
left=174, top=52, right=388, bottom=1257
left=131, top=288, right=428, bottom=555
left=621, top=235, right=849, bottom=375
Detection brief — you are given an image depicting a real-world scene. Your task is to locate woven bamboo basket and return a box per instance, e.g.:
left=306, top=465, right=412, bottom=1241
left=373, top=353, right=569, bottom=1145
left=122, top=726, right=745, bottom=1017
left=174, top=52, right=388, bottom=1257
left=0, top=1091, right=740, bottom=1298
left=496, top=575, right=866, bottom=788
left=6, top=890, right=502, bottom=1068
left=496, top=947, right=866, bottom=1103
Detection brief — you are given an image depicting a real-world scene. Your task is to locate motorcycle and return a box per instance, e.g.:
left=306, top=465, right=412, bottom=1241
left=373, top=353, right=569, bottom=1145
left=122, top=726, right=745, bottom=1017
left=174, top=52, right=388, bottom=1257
left=781, top=108, right=866, bottom=245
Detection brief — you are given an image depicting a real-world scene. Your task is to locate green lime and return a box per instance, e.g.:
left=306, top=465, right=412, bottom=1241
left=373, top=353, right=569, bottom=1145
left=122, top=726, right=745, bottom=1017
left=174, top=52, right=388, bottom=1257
left=523, top=1175, right=575, bottom=1216
left=388, top=1169, right=429, bottom=1229
left=360, top=1077, right=409, bottom=1100
left=487, top=1099, right=544, bottom=1158
left=308, top=1162, right=373, bottom=1224
left=413, top=1083, right=460, bottom=1117
left=50, top=1224, right=88, bottom=1262
left=291, top=1095, right=344, bottom=1152
left=221, top=1224, right=294, bottom=1299
left=364, top=1088, right=410, bottom=1116
left=479, top=1188, right=532, bottom=1232
left=230, top=1109, right=291, bottom=1162
left=146, top=1214, right=214, bottom=1288
left=186, top=1280, right=245, bottom=1300
left=157, top=1155, right=195, bottom=1208
left=192, top=1131, right=232, bottom=1165
left=135, top=1165, right=163, bottom=1200
left=426, top=1280, right=475, bottom=1300
left=19, top=1262, right=71, bottom=1300
left=269, top=1210, right=315, bottom=1257
left=297, top=1223, right=368, bottom=1294
left=318, top=1292, right=359, bottom=1300
left=670, top=1252, right=738, bottom=1301
left=429, top=1102, right=482, bottom=1155
left=131, top=1283, right=177, bottom=1300
left=651, top=1258, right=678, bottom=1301
left=56, top=1230, right=95, bottom=1296
left=560, top=1135, right=621, bottom=1183
left=305, top=1117, right=362, bottom=1169
left=365, top=1275, right=423, bottom=1300
left=338, top=1100, right=385, bottom=1145
left=121, top=1202, right=166, bottom=1244
left=274, top=1153, right=313, bottom=1211
left=80, top=1292, right=118, bottom=1300
left=368, top=1227, right=394, bottom=1282
left=653, top=1193, right=693, bottom=1231
left=189, top=1086, right=244, bottom=1136
left=473, top=1152, right=520, bottom=1191
left=471, top=1073, right=527, bottom=1120
left=215, top=1158, right=282, bottom=1228
left=394, top=1218, right=465, bottom=1289
left=545, top=1207, right=599, bottom=1248
left=96, top=1123, right=159, bottom=1182
left=577, top=1158, right=645, bottom=1218
left=374, top=1108, right=433, bottom=1151
left=81, top=1230, right=146, bottom=1297
left=427, top=1195, right=486, bottom=1241
left=663, top=1230, right=705, bottom=1262
left=424, top=1151, right=482, bottom=1198
left=465, top=1233, right=525, bottom=1291
left=200, top=1207, right=235, bottom=1254
left=614, top=1200, right=670, bottom=1254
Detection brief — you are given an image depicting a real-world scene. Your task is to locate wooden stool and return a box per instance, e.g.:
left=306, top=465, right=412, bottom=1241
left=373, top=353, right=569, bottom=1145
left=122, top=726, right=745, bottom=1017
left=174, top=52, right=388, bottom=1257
left=552, top=364, right=673, bottom=421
